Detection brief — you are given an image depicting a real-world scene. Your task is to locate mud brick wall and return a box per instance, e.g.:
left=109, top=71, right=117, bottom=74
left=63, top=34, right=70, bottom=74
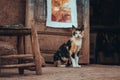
left=0, top=0, right=26, bottom=45
left=0, top=0, right=26, bottom=64
left=0, top=0, right=26, bottom=26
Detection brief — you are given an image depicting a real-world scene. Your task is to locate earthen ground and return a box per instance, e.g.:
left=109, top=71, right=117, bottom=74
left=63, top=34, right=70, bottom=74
left=0, top=64, right=120, bottom=80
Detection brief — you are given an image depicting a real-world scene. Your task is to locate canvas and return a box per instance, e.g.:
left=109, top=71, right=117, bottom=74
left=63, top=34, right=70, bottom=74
left=46, top=0, right=78, bottom=28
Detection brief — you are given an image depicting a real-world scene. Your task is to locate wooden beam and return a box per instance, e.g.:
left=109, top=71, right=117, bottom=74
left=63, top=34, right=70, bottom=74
left=25, top=0, right=34, bottom=27
left=0, top=54, right=33, bottom=59
left=38, top=31, right=71, bottom=36
left=0, top=63, right=35, bottom=69
left=25, top=0, right=34, bottom=54
left=82, top=0, right=90, bottom=64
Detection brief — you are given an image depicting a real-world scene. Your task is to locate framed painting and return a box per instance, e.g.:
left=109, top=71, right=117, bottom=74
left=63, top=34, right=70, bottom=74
left=46, top=0, right=78, bottom=28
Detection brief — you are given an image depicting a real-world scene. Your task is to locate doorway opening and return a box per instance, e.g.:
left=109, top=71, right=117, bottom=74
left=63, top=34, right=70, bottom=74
left=90, top=0, right=120, bottom=65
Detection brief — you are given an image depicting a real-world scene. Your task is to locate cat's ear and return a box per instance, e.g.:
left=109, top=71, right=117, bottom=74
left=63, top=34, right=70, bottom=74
left=77, top=25, right=84, bottom=31
left=80, top=25, right=84, bottom=31
left=72, top=25, right=75, bottom=29
left=72, top=25, right=76, bottom=35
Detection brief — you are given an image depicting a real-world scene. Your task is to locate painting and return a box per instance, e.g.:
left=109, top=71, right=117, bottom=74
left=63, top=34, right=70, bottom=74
left=46, top=0, right=78, bottom=28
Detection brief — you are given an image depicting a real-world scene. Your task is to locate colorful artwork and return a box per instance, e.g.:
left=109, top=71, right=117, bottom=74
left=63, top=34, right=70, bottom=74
left=52, top=0, right=71, bottom=22
left=46, top=0, right=78, bottom=28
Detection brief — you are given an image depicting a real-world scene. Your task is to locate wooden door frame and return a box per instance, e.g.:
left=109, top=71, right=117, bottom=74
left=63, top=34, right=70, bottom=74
left=82, top=0, right=90, bottom=64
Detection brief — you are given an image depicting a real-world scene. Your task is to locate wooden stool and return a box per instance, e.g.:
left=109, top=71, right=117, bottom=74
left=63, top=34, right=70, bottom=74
left=0, top=27, right=42, bottom=75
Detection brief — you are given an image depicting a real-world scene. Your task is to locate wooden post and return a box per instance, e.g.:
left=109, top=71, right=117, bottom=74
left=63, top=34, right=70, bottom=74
left=82, top=0, right=90, bottom=64
left=0, top=59, right=1, bottom=74
left=25, top=0, right=34, bottom=27
left=17, top=36, right=24, bottom=74
left=25, top=0, right=34, bottom=54
left=31, top=21, right=42, bottom=75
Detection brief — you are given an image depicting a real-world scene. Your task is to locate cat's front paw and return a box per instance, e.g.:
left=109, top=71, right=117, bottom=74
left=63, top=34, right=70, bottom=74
left=76, top=65, right=81, bottom=67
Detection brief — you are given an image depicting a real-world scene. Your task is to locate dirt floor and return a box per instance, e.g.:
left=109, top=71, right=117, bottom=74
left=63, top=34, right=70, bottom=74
left=0, top=64, right=120, bottom=80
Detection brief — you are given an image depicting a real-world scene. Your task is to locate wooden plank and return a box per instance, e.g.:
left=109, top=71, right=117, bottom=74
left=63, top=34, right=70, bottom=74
left=77, top=0, right=83, bottom=25
left=34, top=0, right=45, bottom=21
left=25, top=0, right=34, bottom=55
left=0, top=54, right=33, bottom=59
left=41, top=50, right=56, bottom=54
left=42, top=53, right=54, bottom=63
left=38, top=35, right=70, bottom=51
left=38, top=31, right=71, bottom=36
left=0, top=28, right=31, bottom=36
left=25, top=0, right=34, bottom=27
left=0, top=63, right=35, bottom=69
left=82, top=0, right=90, bottom=64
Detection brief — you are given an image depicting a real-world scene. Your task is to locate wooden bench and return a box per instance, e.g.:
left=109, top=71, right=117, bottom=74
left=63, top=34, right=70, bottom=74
left=0, top=27, right=42, bottom=75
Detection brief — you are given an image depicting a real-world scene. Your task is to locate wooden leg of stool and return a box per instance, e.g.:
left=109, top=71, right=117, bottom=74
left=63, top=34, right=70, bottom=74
left=0, top=59, right=1, bottom=74
left=18, top=59, right=24, bottom=75
left=17, top=36, right=24, bottom=75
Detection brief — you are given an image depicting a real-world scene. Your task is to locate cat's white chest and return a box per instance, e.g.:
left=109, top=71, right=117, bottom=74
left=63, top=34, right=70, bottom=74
left=71, top=37, right=82, bottom=46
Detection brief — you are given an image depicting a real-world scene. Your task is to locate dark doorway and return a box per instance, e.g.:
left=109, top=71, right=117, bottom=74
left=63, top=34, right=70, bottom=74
left=90, top=0, right=120, bottom=26
left=90, top=0, right=120, bottom=64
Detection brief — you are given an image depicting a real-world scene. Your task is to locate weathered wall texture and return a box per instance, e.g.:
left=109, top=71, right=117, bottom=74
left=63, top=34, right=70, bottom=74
left=0, top=0, right=26, bottom=26
left=0, top=0, right=26, bottom=59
